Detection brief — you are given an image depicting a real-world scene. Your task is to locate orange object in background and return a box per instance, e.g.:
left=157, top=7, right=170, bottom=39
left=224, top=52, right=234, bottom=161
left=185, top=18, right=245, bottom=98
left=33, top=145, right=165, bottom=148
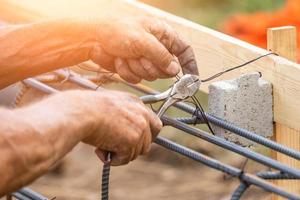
left=222, top=0, right=300, bottom=62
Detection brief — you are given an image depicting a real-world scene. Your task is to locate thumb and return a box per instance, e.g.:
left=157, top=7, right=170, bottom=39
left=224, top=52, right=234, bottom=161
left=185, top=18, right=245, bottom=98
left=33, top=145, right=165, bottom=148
left=95, top=148, right=110, bottom=164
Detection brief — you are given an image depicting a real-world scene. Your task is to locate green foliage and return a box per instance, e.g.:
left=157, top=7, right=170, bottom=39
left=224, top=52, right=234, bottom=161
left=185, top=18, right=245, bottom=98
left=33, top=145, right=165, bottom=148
left=141, top=0, right=285, bottom=29
left=228, top=0, right=284, bottom=13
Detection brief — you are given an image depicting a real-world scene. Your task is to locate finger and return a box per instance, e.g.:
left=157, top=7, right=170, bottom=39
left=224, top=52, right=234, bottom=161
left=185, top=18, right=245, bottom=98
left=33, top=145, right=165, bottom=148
left=141, top=125, right=152, bottom=155
left=145, top=106, right=163, bottom=140
left=146, top=19, right=175, bottom=49
left=139, top=33, right=180, bottom=76
left=129, top=147, right=137, bottom=161
left=140, top=57, right=169, bottom=79
left=114, top=58, right=141, bottom=83
left=172, top=37, right=198, bottom=75
left=90, top=44, right=116, bottom=72
left=147, top=20, right=199, bottom=75
left=127, top=58, right=155, bottom=81
left=110, top=149, right=132, bottom=166
left=95, top=148, right=107, bottom=163
left=132, top=132, right=145, bottom=160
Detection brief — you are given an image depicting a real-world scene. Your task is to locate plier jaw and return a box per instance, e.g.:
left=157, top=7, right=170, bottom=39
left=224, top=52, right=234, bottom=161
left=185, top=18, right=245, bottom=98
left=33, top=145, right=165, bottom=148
left=141, top=74, right=201, bottom=117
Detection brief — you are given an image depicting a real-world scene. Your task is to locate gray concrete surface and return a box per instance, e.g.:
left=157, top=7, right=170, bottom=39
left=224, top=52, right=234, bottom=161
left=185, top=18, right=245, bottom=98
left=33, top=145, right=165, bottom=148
left=208, top=73, right=273, bottom=146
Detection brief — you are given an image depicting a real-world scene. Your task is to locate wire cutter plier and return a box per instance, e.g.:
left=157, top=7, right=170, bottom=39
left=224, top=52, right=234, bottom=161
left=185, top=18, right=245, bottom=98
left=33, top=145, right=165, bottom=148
left=141, top=73, right=201, bottom=117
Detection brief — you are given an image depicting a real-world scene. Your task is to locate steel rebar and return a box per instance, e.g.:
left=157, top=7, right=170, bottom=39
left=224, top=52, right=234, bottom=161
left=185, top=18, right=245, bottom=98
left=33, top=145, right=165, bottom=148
left=118, top=78, right=300, bottom=162
left=23, top=76, right=300, bottom=178
left=156, top=136, right=300, bottom=200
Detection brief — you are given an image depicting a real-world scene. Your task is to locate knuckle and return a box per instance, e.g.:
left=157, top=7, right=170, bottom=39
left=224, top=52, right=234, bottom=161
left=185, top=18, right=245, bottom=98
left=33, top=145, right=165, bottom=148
left=128, top=132, right=141, bottom=145
left=130, top=38, right=144, bottom=56
left=136, top=118, right=148, bottom=130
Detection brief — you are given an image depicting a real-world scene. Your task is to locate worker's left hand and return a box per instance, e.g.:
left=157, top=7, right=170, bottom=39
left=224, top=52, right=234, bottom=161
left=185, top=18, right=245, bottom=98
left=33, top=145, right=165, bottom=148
left=89, top=17, right=198, bottom=83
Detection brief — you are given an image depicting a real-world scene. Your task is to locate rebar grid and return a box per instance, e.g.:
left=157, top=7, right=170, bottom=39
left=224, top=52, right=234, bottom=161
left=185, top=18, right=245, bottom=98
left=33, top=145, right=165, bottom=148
left=11, top=69, right=300, bottom=200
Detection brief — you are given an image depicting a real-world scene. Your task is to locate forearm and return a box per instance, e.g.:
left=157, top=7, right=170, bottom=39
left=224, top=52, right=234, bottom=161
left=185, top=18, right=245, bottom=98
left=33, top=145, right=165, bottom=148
left=0, top=91, right=95, bottom=196
left=0, top=18, right=99, bottom=88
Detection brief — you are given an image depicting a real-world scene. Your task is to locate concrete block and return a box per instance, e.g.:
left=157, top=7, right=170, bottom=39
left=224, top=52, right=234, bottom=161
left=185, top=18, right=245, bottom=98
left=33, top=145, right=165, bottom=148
left=208, top=72, right=273, bottom=146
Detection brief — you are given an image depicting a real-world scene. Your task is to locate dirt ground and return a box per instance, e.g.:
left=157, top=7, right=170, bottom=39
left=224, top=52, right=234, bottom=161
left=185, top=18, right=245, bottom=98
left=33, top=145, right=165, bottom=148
left=27, top=141, right=269, bottom=200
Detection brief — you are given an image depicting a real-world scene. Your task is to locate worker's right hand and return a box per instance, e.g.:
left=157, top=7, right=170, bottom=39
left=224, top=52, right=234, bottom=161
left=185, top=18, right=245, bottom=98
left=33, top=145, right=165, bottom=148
left=77, top=89, right=162, bottom=166
left=89, top=17, right=198, bottom=83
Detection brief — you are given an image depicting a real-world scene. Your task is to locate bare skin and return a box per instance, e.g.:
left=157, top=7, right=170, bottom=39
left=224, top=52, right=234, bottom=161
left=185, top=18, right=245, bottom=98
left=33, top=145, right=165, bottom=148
left=0, top=17, right=197, bottom=196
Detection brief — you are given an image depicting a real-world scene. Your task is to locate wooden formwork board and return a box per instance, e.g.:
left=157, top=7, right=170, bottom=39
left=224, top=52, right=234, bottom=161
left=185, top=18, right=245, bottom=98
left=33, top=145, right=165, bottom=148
left=1, top=0, right=300, bottom=132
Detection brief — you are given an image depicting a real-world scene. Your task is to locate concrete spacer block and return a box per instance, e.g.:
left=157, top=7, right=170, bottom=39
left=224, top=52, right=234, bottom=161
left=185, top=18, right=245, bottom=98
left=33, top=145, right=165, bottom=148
left=208, top=72, right=273, bottom=146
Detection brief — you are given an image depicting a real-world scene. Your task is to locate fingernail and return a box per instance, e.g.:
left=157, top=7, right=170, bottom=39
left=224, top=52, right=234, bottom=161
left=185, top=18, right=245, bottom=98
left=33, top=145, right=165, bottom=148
left=166, top=61, right=180, bottom=75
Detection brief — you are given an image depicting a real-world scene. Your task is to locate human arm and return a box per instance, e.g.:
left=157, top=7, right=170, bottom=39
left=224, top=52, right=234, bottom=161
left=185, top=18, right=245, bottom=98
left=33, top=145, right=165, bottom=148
left=0, top=89, right=161, bottom=196
left=0, top=17, right=198, bottom=88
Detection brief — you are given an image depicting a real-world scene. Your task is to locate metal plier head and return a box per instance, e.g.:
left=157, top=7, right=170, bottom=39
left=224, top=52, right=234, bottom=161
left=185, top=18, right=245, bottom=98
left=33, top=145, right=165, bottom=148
left=141, top=74, right=201, bottom=117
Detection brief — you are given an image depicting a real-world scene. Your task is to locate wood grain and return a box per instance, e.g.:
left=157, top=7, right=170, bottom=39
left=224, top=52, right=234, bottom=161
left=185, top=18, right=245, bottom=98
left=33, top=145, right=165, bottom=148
left=1, top=0, right=300, bottom=132
left=267, top=26, right=300, bottom=200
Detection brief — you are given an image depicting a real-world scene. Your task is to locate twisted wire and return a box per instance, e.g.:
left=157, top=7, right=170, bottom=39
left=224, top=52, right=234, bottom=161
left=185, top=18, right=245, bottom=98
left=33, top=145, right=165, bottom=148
left=174, top=116, right=204, bottom=124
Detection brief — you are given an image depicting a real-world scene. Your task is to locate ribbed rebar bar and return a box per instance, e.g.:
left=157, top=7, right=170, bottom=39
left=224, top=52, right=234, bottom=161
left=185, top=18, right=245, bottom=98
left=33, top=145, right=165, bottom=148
left=162, top=116, right=300, bottom=178
left=231, top=171, right=299, bottom=200
left=230, top=181, right=249, bottom=200
left=23, top=77, right=300, bottom=178
left=101, top=162, right=110, bottom=200
left=12, top=192, right=32, bottom=200
left=22, top=73, right=300, bottom=200
left=54, top=70, right=300, bottom=163
left=119, top=80, right=300, bottom=162
left=18, top=188, right=48, bottom=200
left=156, top=136, right=300, bottom=200
left=257, top=171, right=298, bottom=180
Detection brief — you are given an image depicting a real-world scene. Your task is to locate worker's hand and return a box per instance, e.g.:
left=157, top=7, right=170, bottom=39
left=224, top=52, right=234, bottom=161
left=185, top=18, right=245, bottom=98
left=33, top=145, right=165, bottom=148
left=80, top=90, right=162, bottom=166
left=90, top=17, right=198, bottom=83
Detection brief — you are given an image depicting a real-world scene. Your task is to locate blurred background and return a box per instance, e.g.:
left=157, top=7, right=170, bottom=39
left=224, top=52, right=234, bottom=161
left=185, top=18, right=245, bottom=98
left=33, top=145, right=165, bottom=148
left=141, top=0, right=300, bottom=62
left=1, top=0, right=300, bottom=199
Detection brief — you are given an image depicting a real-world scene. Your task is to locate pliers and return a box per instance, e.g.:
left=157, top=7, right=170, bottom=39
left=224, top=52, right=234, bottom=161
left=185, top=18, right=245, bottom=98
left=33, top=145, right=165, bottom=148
left=141, top=73, right=200, bottom=117
left=104, top=64, right=200, bottom=164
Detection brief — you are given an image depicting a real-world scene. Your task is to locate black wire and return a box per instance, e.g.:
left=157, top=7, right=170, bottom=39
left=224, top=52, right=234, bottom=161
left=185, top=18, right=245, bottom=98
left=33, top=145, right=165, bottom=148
left=190, top=95, right=215, bottom=135
left=201, top=52, right=278, bottom=82
left=188, top=52, right=278, bottom=135
left=96, top=73, right=115, bottom=90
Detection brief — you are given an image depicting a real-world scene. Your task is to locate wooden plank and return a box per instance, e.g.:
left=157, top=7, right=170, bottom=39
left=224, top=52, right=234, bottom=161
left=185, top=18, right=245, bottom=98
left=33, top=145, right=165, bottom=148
left=1, top=0, right=300, bottom=131
left=267, top=26, right=300, bottom=200
left=267, top=26, right=297, bottom=61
